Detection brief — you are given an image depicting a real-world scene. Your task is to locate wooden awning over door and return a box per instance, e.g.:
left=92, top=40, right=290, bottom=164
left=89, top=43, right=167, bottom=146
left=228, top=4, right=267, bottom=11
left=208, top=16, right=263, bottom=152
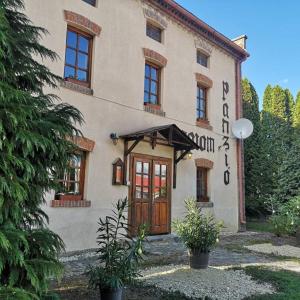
left=120, top=124, right=199, bottom=188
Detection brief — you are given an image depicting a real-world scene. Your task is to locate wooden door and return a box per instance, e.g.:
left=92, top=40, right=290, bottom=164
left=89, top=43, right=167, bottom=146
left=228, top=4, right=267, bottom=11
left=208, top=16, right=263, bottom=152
left=151, top=160, right=170, bottom=234
left=130, top=154, right=171, bottom=235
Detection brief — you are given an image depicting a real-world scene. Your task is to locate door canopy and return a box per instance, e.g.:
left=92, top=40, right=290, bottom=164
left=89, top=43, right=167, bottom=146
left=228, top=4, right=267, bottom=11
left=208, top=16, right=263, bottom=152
left=120, top=124, right=200, bottom=188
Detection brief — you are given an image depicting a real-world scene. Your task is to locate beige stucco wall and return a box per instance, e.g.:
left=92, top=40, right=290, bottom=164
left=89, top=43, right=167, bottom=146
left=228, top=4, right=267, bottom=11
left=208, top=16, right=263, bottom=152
left=24, top=0, right=242, bottom=251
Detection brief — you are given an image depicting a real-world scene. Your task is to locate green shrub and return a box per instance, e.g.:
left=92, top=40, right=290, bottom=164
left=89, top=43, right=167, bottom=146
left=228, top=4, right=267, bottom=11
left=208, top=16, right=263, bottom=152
left=269, top=214, right=294, bottom=236
left=267, top=195, right=300, bottom=236
left=172, top=198, right=222, bottom=252
left=87, top=198, right=147, bottom=291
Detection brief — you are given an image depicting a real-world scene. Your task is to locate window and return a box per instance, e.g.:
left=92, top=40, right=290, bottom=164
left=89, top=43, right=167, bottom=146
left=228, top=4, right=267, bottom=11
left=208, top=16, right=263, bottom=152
left=197, top=51, right=209, bottom=68
left=197, top=167, right=208, bottom=202
left=64, top=27, right=92, bottom=87
left=144, top=62, right=160, bottom=106
left=82, top=0, right=96, bottom=6
left=146, top=22, right=162, bottom=43
left=197, top=85, right=207, bottom=120
left=55, top=152, right=86, bottom=201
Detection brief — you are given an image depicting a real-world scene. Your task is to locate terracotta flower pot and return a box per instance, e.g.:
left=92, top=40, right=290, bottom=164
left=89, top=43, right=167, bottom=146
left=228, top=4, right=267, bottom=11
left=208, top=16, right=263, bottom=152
left=100, top=287, right=123, bottom=300
left=189, top=249, right=210, bottom=269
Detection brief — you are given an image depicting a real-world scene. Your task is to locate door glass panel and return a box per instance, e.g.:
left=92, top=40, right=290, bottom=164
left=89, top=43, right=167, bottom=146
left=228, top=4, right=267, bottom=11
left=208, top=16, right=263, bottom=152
left=155, top=164, right=160, bottom=175
left=160, top=187, right=166, bottom=197
left=161, top=176, right=166, bottom=187
left=161, top=165, right=166, bottom=176
left=135, top=174, right=142, bottom=186
left=143, top=175, right=149, bottom=187
left=154, top=187, right=160, bottom=199
left=143, top=187, right=149, bottom=199
left=135, top=186, right=142, bottom=198
left=136, top=161, right=142, bottom=173
left=155, top=175, right=160, bottom=189
left=143, top=162, right=149, bottom=174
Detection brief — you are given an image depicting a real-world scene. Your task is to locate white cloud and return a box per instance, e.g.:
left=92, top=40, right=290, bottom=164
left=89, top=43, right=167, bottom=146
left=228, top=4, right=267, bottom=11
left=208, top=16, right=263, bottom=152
left=280, top=78, right=289, bottom=84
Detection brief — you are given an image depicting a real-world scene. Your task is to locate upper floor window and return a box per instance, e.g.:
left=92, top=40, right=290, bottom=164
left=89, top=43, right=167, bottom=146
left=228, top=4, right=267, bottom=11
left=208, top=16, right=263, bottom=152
left=196, top=85, right=207, bottom=120
left=64, top=27, right=92, bottom=87
left=197, top=167, right=209, bottom=202
left=144, top=62, right=160, bottom=106
left=55, top=152, right=86, bottom=201
left=197, top=51, right=209, bottom=68
left=146, top=22, right=162, bottom=43
left=82, top=0, right=96, bottom=6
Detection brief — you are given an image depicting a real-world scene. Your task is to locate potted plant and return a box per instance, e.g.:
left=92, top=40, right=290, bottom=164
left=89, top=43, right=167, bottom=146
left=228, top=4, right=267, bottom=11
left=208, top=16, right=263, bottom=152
left=173, top=198, right=222, bottom=269
left=87, top=198, right=146, bottom=300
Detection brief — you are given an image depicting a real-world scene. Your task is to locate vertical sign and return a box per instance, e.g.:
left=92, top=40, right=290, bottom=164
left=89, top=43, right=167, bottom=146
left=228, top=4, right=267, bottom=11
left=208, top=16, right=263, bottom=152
left=222, top=81, right=230, bottom=185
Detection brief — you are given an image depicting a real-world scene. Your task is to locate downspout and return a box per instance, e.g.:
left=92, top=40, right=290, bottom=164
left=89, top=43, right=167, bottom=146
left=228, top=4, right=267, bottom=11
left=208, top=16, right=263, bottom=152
left=235, top=59, right=246, bottom=230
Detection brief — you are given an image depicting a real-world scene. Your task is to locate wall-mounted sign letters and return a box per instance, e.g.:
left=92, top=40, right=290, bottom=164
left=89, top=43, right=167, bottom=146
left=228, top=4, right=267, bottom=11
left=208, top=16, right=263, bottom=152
left=187, top=132, right=215, bottom=153
left=222, top=81, right=230, bottom=185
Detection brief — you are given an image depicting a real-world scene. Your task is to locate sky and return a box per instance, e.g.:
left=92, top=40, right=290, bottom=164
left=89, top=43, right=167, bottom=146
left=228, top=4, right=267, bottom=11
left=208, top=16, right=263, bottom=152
left=176, top=0, right=300, bottom=109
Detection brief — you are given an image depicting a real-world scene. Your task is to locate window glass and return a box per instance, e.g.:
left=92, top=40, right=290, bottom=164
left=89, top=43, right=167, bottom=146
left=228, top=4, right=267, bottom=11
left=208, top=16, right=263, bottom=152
left=197, top=167, right=208, bottom=202
left=67, top=31, right=77, bottom=48
left=65, top=48, right=76, bottom=65
left=56, top=152, right=85, bottom=199
left=146, top=23, right=162, bottom=43
left=144, top=63, right=160, bottom=105
left=196, top=86, right=207, bottom=120
left=64, top=28, right=92, bottom=86
left=197, top=51, right=209, bottom=67
left=78, top=53, right=88, bottom=69
left=79, top=36, right=89, bottom=52
left=82, top=0, right=96, bottom=6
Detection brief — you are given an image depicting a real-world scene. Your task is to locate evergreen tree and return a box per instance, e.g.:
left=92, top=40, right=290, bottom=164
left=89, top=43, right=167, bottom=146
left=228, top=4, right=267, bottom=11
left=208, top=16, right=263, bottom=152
left=260, top=85, right=294, bottom=203
left=0, top=0, right=83, bottom=298
left=241, top=78, right=263, bottom=215
left=285, top=89, right=294, bottom=125
left=262, top=84, right=272, bottom=112
left=293, top=92, right=300, bottom=128
left=277, top=137, right=300, bottom=200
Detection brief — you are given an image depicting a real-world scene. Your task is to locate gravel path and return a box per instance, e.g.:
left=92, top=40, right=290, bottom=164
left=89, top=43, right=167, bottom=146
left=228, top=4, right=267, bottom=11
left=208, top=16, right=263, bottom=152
left=245, top=243, right=300, bottom=259
left=140, top=265, right=275, bottom=300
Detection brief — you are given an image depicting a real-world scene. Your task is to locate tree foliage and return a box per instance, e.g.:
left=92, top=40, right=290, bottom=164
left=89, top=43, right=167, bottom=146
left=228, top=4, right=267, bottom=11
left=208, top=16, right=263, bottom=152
left=241, top=79, right=263, bottom=214
left=0, top=0, right=83, bottom=298
left=243, top=81, right=298, bottom=216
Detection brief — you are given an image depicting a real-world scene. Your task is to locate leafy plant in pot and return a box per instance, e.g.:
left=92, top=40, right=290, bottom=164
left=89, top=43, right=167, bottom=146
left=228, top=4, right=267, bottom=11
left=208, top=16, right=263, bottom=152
left=87, top=198, right=146, bottom=300
left=173, top=198, right=222, bottom=269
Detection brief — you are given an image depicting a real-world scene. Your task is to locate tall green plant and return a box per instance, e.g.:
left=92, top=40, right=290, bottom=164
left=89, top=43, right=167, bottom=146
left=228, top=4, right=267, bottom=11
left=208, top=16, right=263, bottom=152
left=88, top=198, right=146, bottom=291
left=241, top=78, right=264, bottom=215
left=0, top=0, right=83, bottom=298
left=173, top=198, right=222, bottom=253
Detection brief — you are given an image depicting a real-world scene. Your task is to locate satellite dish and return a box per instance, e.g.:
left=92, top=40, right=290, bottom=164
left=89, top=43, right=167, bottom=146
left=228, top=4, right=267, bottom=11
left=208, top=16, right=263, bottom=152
left=232, top=118, right=253, bottom=139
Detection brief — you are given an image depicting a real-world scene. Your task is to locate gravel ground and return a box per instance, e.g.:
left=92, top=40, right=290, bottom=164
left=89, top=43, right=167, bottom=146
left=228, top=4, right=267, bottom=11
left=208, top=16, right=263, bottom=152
left=245, top=243, right=300, bottom=259
left=140, top=265, right=275, bottom=300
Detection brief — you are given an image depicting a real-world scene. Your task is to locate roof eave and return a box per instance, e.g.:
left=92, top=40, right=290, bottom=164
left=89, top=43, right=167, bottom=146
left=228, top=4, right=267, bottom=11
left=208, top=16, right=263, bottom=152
left=146, top=0, right=249, bottom=61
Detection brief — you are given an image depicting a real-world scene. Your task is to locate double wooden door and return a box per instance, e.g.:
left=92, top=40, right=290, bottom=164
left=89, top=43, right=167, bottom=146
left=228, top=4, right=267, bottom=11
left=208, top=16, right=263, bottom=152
left=130, top=154, right=171, bottom=235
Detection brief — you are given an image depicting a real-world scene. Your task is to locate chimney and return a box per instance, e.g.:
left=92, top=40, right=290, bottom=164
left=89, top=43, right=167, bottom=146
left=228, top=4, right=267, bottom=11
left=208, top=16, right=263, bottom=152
left=232, top=35, right=248, bottom=50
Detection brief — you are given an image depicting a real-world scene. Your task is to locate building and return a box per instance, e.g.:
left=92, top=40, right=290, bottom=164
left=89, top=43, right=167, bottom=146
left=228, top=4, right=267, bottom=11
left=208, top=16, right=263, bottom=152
left=24, top=0, right=249, bottom=251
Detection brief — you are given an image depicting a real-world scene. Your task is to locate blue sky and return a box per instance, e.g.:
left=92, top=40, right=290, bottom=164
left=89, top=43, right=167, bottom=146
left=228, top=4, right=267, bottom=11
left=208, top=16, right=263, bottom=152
left=176, top=0, right=300, bottom=108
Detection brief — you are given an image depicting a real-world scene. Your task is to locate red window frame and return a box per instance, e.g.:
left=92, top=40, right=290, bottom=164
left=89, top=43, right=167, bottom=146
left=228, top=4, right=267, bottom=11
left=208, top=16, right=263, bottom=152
left=196, top=167, right=209, bottom=202
left=55, top=152, right=86, bottom=201
left=144, top=61, right=161, bottom=107
left=64, top=26, right=93, bottom=88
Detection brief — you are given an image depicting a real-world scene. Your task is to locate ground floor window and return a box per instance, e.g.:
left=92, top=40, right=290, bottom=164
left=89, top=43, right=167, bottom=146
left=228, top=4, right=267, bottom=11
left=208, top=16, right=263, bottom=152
left=196, top=167, right=209, bottom=202
left=55, top=151, right=86, bottom=201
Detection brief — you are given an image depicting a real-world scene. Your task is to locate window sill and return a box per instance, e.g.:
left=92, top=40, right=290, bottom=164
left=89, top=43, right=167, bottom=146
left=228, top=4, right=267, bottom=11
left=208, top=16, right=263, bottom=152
left=51, top=200, right=91, bottom=208
left=196, top=119, right=213, bottom=131
left=61, top=80, right=93, bottom=95
left=196, top=201, right=213, bottom=208
left=144, top=104, right=166, bottom=117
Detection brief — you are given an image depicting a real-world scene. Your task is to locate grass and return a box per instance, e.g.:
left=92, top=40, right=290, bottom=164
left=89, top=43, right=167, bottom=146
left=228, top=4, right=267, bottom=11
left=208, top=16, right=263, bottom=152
left=246, top=219, right=274, bottom=233
left=242, top=266, right=300, bottom=300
